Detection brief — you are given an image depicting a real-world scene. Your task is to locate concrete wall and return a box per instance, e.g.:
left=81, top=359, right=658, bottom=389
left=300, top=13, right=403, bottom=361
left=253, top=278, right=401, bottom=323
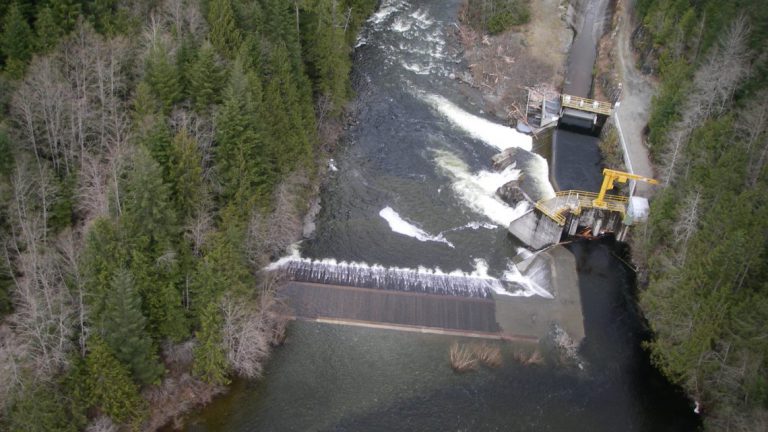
left=508, top=210, right=564, bottom=250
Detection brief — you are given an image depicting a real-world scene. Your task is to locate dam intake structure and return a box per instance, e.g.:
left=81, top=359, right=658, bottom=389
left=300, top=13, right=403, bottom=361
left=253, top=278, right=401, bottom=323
left=503, top=0, right=658, bottom=251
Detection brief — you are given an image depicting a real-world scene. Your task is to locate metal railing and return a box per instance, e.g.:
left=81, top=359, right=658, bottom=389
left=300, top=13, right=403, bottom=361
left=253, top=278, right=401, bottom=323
left=535, top=190, right=628, bottom=226
left=561, top=94, right=614, bottom=116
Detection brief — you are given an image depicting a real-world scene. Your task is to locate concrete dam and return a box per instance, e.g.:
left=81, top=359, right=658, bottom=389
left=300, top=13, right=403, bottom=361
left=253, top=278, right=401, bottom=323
left=266, top=0, right=659, bottom=347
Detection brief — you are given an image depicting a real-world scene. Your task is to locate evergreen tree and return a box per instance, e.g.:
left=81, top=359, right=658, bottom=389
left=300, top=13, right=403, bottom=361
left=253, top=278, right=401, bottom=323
left=264, top=44, right=313, bottom=175
left=122, top=149, right=189, bottom=342
left=187, top=41, right=224, bottom=112
left=49, top=0, right=82, bottom=34
left=205, top=222, right=253, bottom=297
left=34, top=6, right=63, bottom=52
left=132, top=80, right=160, bottom=122
left=100, top=269, right=164, bottom=385
left=169, top=129, right=206, bottom=222
left=130, top=249, right=189, bottom=342
left=137, top=113, right=173, bottom=178
left=234, top=0, right=264, bottom=34
left=215, top=59, right=273, bottom=208
left=237, top=34, right=262, bottom=73
left=260, top=0, right=297, bottom=51
left=83, top=218, right=129, bottom=320
left=123, top=148, right=178, bottom=248
left=145, top=44, right=182, bottom=113
left=193, top=301, right=229, bottom=385
left=6, top=383, right=77, bottom=432
left=207, top=0, right=242, bottom=58
left=1, top=3, right=34, bottom=78
left=306, top=0, right=351, bottom=114
left=84, top=336, right=146, bottom=425
left=189, top=258, right=225, bottom=321
left=84, top=0, right=118, bottom=34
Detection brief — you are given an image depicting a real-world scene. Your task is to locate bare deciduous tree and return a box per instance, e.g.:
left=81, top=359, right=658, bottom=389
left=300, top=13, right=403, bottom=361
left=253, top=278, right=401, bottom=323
left=219, top=293, right=271, bottom=379
left=85, top=415, right=119, bottom=432
left=162, top=0, right=207, bottom=42
left=56, top=229, right=88, bottom=358
left=265, top=171, right=308, bottom=258
left=662, top=16, right=752, bottom=185
left=77, top=152, right=111, bottom=224
left=672, top=190, right=701, bottom=265
left=4, top=159, right=74, bottom=379
left=0, top=324, right=26, bottom=412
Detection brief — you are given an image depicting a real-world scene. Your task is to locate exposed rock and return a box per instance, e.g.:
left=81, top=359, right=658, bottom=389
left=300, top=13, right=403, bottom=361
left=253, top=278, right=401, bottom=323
left=497, top=180, right=535, bottom=206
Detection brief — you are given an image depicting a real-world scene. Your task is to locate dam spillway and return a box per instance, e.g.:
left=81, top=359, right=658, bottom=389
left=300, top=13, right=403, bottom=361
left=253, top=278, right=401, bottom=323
left=272, top=245, right=585, bottom=343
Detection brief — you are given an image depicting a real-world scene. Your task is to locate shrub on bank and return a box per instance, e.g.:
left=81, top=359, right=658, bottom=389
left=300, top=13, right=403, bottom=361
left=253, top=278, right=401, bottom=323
left=462, top=0, right=531, bottom=35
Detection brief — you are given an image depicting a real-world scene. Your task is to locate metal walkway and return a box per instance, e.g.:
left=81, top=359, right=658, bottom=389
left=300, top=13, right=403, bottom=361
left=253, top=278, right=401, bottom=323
left=535, top=190, right=628, bottom=225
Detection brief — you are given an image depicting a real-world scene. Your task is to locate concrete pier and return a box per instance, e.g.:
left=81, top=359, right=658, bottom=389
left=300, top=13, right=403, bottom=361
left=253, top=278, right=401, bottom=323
left=494, top=246, right=585, bottom=343
left=508, top=209, right=563, bottom=250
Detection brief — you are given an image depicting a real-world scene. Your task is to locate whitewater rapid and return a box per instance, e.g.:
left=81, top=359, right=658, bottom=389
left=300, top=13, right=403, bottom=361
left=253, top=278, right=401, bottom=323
left=379, top=206, right=454, bottom=248
left=422, top=94, right=533, bottom=152
left=434, top=150, right=530, bottom=226
left=268, top=245, right=549, bottom=298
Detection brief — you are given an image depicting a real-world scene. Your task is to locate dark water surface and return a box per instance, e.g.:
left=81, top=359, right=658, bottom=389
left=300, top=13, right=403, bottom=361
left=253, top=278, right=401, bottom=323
left=187, top=239, right=697, bottom=432
left=186, top=0, right=698, bottom=430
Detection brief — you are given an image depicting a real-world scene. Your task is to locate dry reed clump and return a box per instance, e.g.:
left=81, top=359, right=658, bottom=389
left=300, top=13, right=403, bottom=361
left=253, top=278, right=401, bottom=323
left=450, top=342, right=505, bottom=372
left=472, top=343, right=503, bottom=368
left=450, top=342, right=478, bottom=372
left=513, top=348, right=543, bottom=365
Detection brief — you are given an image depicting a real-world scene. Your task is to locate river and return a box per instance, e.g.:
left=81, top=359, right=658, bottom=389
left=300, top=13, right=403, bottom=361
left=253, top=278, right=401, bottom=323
left=186, top=0, right=698, bottom=430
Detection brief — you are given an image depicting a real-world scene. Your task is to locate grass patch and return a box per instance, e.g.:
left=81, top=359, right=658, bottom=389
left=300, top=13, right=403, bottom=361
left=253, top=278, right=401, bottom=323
left=599, top=123, right=626, bottom=170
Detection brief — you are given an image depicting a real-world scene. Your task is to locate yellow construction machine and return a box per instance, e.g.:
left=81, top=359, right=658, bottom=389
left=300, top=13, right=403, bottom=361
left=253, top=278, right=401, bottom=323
left=592, top=169, right=659, bottom=209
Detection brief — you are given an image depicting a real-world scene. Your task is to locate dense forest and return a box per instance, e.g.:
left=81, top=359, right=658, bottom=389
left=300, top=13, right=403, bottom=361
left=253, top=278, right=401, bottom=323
left=631, top=0, right=768, bottom=429
left=0, top=0, right=375, bottom=430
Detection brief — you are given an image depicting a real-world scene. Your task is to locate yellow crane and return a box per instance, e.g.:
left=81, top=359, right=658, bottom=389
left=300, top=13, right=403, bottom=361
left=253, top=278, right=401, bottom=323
left=592, top=169, right=659, bottom=208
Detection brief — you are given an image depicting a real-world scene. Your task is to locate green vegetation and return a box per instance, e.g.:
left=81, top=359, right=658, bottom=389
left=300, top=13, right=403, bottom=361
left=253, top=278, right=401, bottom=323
left=461, top=0, right=531, bottom=35
left=0, top=0, right=376, bottom=430
left=598, top=124, right=625, bottom=171
left=631, top=1, right=768, bottom=429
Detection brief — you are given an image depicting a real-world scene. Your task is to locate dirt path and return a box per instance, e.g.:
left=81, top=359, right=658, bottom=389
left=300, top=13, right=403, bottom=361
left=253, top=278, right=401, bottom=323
left=614, top=0, right=656, bottom=196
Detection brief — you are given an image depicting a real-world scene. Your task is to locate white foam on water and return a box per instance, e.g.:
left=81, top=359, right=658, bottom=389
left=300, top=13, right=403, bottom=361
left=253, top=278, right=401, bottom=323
left=410, top=9, right=434, bottom=28
left=528, top=153, right=556, bottom=200
left=368, top=0, right=404, bottom=25
left=422, top=94, right=533, bottom=152
left=379, top=207, right=454, bottom=248
left=392, top=16, right=412, bottom=32
left=267, top=249, right=499, bottom=298
left=442, top=221, right=499, bottom=233
left=434, top=150, right=530, bottom=226
left=267, top=248, right=554, bottom=298
left=328, top=159, right=338, bottom=172
left=402, top=62, right=431, bottom=75
left=501, top=260, right=554, bottom=298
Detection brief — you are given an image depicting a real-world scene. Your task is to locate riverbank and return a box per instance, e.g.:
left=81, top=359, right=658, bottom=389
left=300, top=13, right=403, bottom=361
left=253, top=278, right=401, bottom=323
left=593, top=0, right=656, bottom=192
left=457, top=0, right=572, bottom=121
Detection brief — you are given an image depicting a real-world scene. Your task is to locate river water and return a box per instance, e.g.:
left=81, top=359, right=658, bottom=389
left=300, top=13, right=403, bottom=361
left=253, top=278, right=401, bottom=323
left=186, top=1, right=698, bottom=430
